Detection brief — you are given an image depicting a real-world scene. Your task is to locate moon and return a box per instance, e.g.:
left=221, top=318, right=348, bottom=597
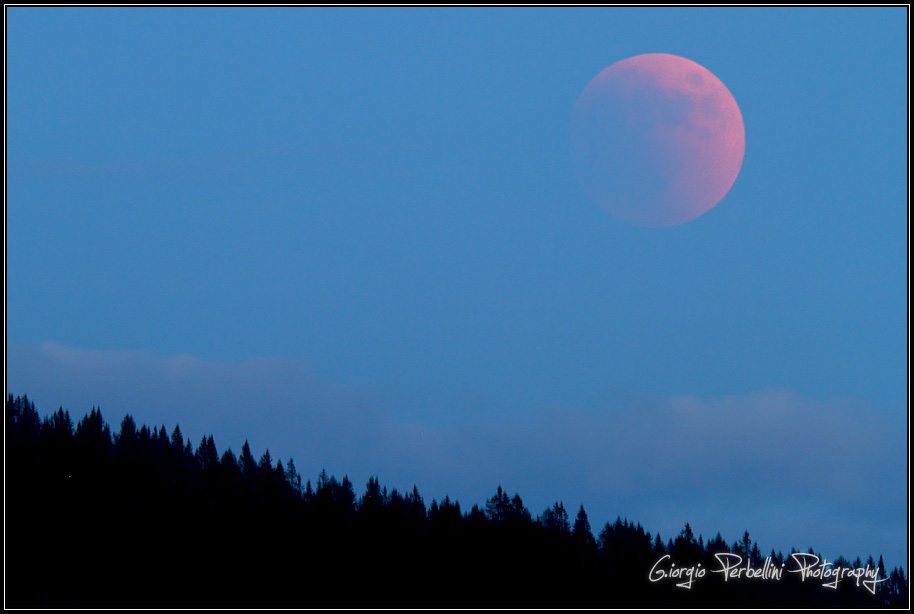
left=571, top=54, right=745, bottom=227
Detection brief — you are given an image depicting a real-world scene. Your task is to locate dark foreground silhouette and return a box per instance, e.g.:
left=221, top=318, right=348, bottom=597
left=5, top=395, right=908, bottom=608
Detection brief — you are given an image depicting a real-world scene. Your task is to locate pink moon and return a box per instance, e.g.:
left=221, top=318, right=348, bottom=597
left=571, top=54, right=745, bottom=227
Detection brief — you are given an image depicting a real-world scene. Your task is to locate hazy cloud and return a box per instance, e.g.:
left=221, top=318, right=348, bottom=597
left=7, top=342, right=906, bottom=569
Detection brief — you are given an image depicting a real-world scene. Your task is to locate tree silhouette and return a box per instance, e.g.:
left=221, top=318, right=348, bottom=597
left=541, top=501, right=571, bottom=536
left=4, top=394, right=906, bottom=608
left=573, top=504, right=596, bottom=548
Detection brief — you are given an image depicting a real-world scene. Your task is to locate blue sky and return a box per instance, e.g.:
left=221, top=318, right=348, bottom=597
left=6, top=8, right=908, bottom=572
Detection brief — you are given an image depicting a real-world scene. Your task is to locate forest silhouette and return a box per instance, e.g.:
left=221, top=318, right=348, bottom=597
left=5, top=394, right=908, bottom=608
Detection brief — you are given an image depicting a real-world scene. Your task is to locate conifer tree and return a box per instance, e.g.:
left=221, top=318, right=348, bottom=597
left=573, top=505, right=595, bottom=548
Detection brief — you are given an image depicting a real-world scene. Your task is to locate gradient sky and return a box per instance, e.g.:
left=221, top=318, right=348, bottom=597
left=6, top=8, right=908, bottom=572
